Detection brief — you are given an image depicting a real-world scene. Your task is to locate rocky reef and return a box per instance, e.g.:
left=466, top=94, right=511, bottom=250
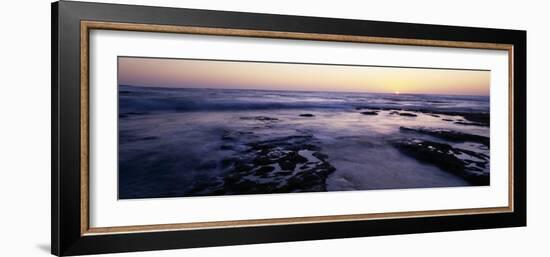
left=392, top=138, right=489, bottom=185
left=185, top=114, right=337, bottom=197
left=355, top=106, right=490, bottom=126
left=400, top=127, right=489, bottom=147
left=215, top=135, right=336, bottom=195
left=397, top=112, right=417, bottom=117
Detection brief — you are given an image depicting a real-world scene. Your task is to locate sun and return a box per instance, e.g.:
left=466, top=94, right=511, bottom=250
left=394, top=91, right=400, bottom=95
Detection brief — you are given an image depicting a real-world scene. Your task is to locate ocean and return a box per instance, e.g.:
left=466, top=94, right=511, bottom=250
left=118, top=85, right=490, bottom=199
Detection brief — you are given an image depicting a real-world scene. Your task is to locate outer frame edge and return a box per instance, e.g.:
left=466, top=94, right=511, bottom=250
left=51, top=1, right=60, bottom=256
left=53, top=1, right=527, bottom=256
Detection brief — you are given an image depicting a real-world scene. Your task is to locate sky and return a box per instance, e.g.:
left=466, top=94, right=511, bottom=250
left=118, top=57, right=490, bottom=96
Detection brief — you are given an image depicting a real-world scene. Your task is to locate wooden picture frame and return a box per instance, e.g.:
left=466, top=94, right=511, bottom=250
left=52, top=1, right=526, bottom=256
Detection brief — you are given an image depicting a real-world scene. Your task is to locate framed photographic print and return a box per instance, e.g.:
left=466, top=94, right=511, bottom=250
left=51, top=1, right=526, bottom=256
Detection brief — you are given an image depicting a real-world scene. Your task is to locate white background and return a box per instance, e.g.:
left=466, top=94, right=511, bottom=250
left=0, top=0, right=547, bottom=256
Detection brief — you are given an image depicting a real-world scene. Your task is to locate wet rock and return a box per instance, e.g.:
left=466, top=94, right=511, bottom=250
left=360, top=111, right=378, bottom=115
left=299, top=113, right=315, bottom=117
left=400, top=127, right=489, bottom=147
left=405, top=109, right=489, bottom=126
left=392, top=138, right=489, bottom=186
left=278, top=151, right=308, bottom=171
left=399, top=112, right=417, bottom=117
left=356, top=106, right=382, bottom=110
left=119, top=111, right=148, bottom=118
left=217, top=135, right=336, bottom=195
left=312, top=152, right=329, bottom=161
left=454, top=121, right=486, bottom=127
left=459, top=112, right=490, bottom=126
left=256, top=165, right=275, bottom=174
left=352, top=106, right=489, bottom=126
left=276, top=171, right=293, bottom=176
left=240, top=116, right=279, bottom=121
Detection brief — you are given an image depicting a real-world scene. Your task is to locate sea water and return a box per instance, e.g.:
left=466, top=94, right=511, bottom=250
left=118, top=85, right=490, bottom=199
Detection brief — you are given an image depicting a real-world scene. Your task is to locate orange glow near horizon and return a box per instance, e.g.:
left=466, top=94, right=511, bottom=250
left=118, top=57, right=490, bottom=96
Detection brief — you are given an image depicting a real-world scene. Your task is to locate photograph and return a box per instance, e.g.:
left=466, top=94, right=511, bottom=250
left=118, top=56, right=491, bottom=199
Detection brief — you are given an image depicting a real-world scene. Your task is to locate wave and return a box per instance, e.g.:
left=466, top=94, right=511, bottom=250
left=119, top=85, right=490, bottom=114
left=120, top=97, right=355, bottom=112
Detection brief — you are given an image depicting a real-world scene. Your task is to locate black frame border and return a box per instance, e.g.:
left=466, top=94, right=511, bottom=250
left=52, top=1, right=526, bottom=256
